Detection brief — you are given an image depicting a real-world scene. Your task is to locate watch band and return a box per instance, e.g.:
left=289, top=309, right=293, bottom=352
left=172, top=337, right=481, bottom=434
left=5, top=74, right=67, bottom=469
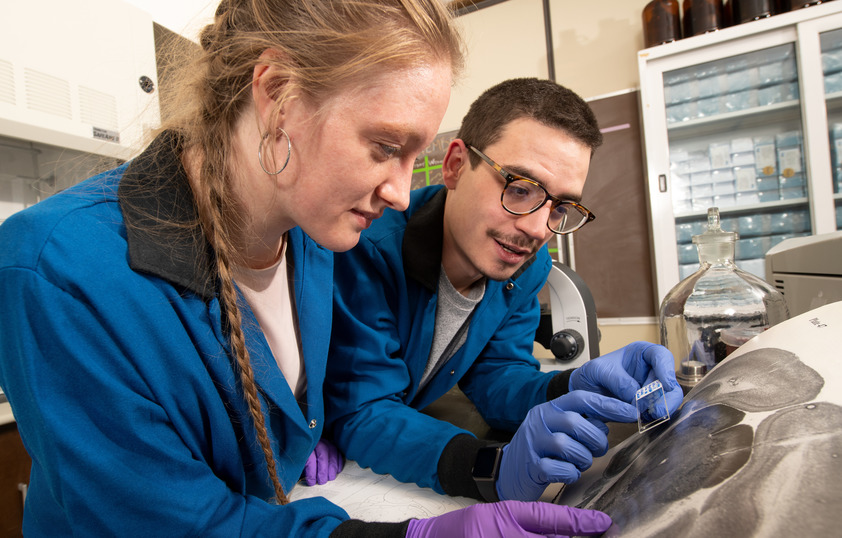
left=471, top=444, right=505, bottom=502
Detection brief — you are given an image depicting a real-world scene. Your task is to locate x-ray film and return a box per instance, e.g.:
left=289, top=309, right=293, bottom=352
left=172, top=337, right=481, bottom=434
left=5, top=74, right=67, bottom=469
left=557, top=302, right=842, bottom=537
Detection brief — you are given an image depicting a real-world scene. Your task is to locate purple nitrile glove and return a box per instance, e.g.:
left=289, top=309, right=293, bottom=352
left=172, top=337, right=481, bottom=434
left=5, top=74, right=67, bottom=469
left=405, top=500, right=611, bottom=538
left=569, top=341, right=684, bottom=420
left=496, top=391, right=637, bottom=501
left=302, top=439, right=344, bottom=486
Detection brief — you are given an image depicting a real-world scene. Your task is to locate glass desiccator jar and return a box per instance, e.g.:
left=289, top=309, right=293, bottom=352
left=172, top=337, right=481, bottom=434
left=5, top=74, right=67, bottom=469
left=659, top=207, right=789, bottom=394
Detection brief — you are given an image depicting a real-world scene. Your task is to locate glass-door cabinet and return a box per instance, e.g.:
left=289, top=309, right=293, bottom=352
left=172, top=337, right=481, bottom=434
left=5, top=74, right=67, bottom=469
left=639, top=2, right=842, bottom=308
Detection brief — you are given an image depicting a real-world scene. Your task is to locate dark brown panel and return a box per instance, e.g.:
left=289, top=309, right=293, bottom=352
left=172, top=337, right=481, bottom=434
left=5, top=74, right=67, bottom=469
left=0, top=423, right=31, bottom=538
left=573, top=90, right=657, bottom=317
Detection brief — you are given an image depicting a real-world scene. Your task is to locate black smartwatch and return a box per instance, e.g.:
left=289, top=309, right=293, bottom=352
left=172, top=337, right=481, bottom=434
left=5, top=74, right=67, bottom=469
left=471, top=443, right=505, bottom=502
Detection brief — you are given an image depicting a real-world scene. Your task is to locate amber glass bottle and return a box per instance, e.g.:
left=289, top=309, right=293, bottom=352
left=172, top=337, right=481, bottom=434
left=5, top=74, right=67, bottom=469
left=644, top=0, right=682, bottom=47
left=789, top=1, right=826, bottom=9
left=683, top=0, right=725, bottom=37
left=733, top=0, right=776, bottom=23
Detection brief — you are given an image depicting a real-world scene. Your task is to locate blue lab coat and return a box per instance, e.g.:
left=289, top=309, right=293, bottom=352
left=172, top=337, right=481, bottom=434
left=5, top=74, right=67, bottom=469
left=0, top=133, right=349, bottom=536
left=326, top=186, right=557, bottom=493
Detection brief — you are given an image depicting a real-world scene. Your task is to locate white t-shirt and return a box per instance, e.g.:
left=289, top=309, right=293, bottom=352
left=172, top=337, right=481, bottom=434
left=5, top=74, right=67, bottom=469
left=232, top=240, right=306, bottom=398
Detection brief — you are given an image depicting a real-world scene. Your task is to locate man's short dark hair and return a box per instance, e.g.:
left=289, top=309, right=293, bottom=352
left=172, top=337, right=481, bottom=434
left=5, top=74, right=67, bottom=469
left=457, top=77, right=603, bottom=168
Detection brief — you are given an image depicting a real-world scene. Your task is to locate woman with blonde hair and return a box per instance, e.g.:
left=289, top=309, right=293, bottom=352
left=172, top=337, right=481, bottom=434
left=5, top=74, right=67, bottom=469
left=0, top=0, right=611, bottom=535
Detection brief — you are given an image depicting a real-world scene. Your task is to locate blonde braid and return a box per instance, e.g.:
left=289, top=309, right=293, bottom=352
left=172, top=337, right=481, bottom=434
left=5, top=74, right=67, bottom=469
left=218, top=259, right=289, bottom=504
left=190, top=163, right=289, bottom=504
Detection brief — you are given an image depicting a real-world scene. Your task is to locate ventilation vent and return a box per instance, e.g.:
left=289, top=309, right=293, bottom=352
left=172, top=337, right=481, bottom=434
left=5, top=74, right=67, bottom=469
left=79, top=86, right=119, bottom=131
left=0, top=59, right=14, bottom=105
left=24, top=68, right=71, bottom=120
left=774, top=278, right=785, bottom=296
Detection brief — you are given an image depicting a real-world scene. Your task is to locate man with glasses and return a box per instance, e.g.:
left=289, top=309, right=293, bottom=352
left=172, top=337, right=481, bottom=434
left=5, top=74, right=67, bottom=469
left=324, top=78, right=683, bottom=503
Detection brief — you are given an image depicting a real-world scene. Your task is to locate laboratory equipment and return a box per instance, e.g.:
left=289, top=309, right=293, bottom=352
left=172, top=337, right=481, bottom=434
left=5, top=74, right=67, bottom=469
left=765, top=230, right=842, bottom=315
left=535, top=262, right=600, bottom=369
left=0, top=0, right=161, bottom=225
left=0, top=0, right=160, bottom=161
left=659, top=207, right=789, bottom=393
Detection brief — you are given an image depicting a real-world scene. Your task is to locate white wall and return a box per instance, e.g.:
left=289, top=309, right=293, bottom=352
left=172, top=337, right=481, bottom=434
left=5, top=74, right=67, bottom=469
left=121, top=0, right=217, bottom=41
left=125, top=0, right=653, bottom=131
left=549, top=0, right=652, bottom=99
left=441, top=0, right=549, bottom=131
left=445, top=0, right=651, bottom=131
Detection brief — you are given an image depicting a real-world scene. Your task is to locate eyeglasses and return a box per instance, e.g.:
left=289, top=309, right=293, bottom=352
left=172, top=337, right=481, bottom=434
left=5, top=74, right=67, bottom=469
left=467, top=145, right=595, bottom=235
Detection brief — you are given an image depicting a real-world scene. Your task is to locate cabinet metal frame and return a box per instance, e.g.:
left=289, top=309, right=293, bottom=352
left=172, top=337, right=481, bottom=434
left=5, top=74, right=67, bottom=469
left=638, top=1, right=842, bottom=309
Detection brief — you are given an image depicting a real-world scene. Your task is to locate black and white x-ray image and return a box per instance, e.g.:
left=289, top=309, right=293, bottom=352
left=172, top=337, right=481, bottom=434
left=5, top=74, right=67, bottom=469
left=557, top=301, right=842, bottom=537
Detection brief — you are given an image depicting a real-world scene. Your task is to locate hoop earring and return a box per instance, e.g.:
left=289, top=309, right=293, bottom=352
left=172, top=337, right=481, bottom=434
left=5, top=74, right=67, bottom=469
left=258, top=127, right=292, bottom=175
